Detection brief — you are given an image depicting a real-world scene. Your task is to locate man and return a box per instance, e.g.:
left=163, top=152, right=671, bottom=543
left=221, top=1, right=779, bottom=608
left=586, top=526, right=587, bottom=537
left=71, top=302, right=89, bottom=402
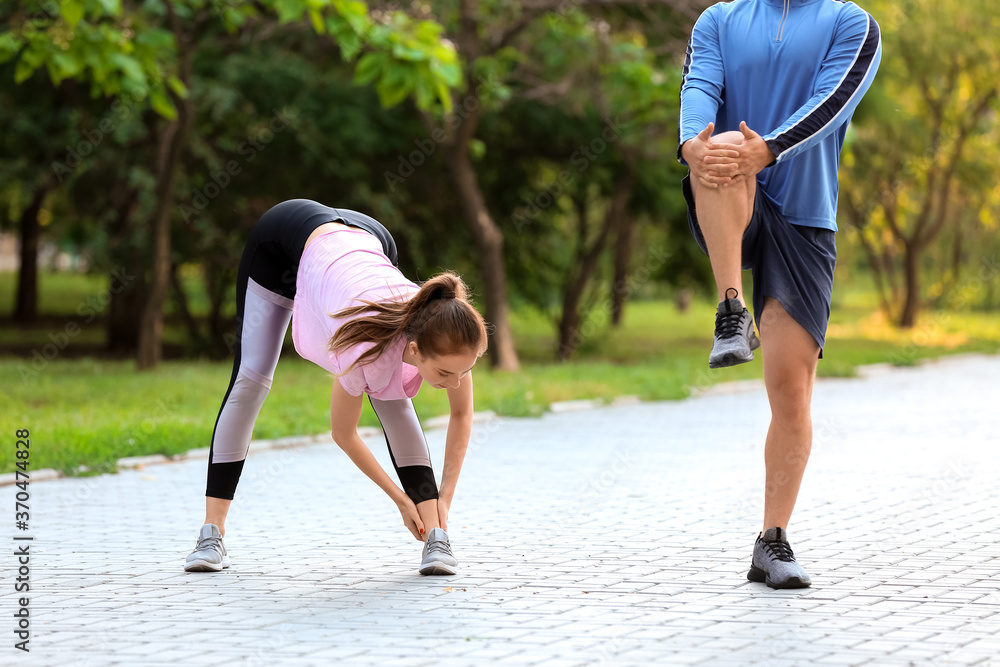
left=677, top=0, right=881, bottom=588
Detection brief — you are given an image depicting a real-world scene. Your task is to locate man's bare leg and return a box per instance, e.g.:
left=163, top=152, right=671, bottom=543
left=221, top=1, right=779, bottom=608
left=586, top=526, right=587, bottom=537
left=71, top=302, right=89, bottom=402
left=688, top=130, right=757, bottom=305
left=747, top=297, right=817, bottom=589
left=759, top=298, right=819, bottom=531
left=689, top=129, right=762, bottom=367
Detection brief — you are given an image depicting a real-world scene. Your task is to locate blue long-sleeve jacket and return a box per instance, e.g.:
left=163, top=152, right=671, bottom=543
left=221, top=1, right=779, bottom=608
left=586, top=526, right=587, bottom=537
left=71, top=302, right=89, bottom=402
left=678, top=0, right=882, bottom=231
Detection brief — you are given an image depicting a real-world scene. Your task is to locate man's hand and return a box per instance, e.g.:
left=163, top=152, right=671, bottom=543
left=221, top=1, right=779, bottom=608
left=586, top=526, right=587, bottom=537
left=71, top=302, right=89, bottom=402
left=682, top=122, right=776, bottom=189
left=712, top=122, right=776, bottom=184
left=682, top=122, right=741, bottom=189
left=395, top=495, right=425, bottom=541
left=436, top=494, right=451, bottom=532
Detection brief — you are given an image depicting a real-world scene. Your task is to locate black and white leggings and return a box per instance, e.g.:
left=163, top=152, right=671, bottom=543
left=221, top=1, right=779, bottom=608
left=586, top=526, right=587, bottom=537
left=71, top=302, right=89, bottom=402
left=205, top=199, right=439, bottom=505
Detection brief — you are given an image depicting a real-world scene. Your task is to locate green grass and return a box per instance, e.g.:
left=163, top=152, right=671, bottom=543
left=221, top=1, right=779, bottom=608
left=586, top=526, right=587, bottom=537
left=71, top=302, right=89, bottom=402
left=2, top=272, right=999, bottom=475
left=0, top=271, right=108, bottom=315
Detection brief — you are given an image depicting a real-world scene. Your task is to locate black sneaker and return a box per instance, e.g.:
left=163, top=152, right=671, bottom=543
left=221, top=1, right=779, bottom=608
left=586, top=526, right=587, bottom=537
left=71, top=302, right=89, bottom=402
left=747, top=527, right=812, bottom=589
left=709, top=288, right=760, bottom=368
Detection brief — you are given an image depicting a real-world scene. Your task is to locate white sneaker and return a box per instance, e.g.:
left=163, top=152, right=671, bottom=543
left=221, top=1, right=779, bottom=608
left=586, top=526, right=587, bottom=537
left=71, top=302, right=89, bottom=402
left=419, top=527, right=458, bottom=575
left=184, top=524, right=231, bottom=572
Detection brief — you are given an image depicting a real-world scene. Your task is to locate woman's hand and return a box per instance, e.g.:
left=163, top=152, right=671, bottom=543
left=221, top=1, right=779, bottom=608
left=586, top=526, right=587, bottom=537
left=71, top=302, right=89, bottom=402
left=395, top=495, right=425, bottom=541
left=331, top=380, right=427, bottom=541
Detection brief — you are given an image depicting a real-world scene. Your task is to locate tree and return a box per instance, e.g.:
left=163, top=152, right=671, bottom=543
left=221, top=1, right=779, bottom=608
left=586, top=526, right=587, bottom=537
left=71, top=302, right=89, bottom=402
left=405, top=0, right=703, bottom=366
left=1, top=0, right=461, bottom=368
left=840, top=0, right=1000, bottom=327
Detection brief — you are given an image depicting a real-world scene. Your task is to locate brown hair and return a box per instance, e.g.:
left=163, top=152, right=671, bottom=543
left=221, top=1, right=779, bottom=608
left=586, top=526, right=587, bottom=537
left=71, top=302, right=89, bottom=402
left=328, top=272, right=489, bottom=373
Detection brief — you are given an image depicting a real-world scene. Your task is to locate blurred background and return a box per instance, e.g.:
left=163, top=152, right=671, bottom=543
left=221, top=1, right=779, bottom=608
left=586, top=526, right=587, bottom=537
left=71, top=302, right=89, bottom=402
left=1, top=0, right=998, bottom=475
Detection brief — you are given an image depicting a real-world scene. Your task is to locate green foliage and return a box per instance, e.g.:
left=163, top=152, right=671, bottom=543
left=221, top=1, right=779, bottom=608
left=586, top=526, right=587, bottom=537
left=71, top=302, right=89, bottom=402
left=1, top=0, right=460, bottom=122
left=2, top=0, right=171, bottom=107
left=475, top=5, right=696, bottom=352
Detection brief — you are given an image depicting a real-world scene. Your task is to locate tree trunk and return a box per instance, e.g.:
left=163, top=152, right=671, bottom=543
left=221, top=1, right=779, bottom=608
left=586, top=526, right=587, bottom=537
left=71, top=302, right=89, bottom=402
left=136, top=119, right=183, bottom=369
left=557, top=171, right=632, bottom=360
left=448, top=0, right=518, bottom=371
left=843, top=197, right=894, bottom=318
left=856, top=233, right=893, bottom=318
left=14, top=185, right=48, bottom=323
left=610, top=210, right=633, bottom=327
left=950, top=225, right=963, bottom=284
left=107, top=261, right=146, bottom=355
left=557, top=196, right=591, bottom=360
left=204, top=262, right=232, bottom=357
left=106, top=190, right=142, bottom=354
left=446, top=148, right=520, bottom=371
left=883, top=250, right=900, bottom=305
left=898, top=243, right=922, bottom=328
left=170, top=261, right=202, bottom=346
left=137, top=2, right=194, bottom=370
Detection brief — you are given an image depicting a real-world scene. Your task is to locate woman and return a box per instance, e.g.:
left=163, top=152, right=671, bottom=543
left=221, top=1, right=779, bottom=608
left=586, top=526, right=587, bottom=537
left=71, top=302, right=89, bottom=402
left=183, top=199, right=488, bottom=576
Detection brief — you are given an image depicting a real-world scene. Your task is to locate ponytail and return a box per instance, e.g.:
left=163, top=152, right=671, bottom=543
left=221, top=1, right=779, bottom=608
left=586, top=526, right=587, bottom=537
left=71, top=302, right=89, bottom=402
left=328, top=272, right=489, bottom=373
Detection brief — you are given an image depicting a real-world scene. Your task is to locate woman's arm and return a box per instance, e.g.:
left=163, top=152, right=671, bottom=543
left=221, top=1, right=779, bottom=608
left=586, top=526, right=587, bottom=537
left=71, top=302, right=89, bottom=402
left=330, top=378, right=425, bottom=539
left=437, top=371, right=475, bottom=530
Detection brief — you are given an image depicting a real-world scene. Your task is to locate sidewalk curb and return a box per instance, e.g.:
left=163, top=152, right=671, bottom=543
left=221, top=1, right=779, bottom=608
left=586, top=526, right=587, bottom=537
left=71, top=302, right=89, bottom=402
left=0, top=413, right=495, bottom=488
left=1, top=352, right=993, bottom=488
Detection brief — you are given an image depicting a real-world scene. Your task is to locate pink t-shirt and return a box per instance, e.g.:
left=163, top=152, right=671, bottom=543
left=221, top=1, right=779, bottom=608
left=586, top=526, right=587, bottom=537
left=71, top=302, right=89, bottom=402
left=292, top=228, right=423, bottom=399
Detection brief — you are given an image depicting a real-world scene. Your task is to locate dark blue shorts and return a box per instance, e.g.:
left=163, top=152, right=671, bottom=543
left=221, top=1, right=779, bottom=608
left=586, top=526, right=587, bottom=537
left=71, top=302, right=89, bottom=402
left=682, top=175, right=837, bottom=356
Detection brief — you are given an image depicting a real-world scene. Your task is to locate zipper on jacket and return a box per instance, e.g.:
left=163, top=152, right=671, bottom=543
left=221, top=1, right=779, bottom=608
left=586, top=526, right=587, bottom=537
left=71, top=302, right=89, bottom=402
left=776, top=0, right=790, bottom=42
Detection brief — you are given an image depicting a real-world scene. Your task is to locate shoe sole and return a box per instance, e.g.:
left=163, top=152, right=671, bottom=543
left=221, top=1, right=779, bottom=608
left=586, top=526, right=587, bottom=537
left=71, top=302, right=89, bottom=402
left=747, top=565, right=810, bottom=589
left=709, top=325, right=760, bottom=369
left=709, top=352, right=755, bottom=369
left=184, top=557, right=230, bottom=572
left=419, top=562, right=458, bottom=576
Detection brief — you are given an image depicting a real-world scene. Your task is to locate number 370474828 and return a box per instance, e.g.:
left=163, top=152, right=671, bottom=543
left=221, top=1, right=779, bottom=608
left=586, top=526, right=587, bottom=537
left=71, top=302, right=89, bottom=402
left=15, top=429, right=30, bottom=525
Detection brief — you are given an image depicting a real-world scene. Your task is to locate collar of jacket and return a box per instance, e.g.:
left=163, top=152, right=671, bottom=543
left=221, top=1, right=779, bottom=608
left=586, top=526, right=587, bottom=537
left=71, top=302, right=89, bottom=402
left=761, top=0, right=822, bottom=6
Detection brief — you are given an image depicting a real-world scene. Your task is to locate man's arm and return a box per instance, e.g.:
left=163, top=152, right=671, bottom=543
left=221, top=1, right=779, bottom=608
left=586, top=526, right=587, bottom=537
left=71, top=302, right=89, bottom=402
left=764, top=9, right=882, bottom=164
left=677, top=8, right=724, bottom=164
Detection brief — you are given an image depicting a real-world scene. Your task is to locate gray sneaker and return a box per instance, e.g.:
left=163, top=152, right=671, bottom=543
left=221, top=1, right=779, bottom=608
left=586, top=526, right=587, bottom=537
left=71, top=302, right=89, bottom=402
left=419, top=527, right=458, bottom=576
left=184, top=523, right=231, bottom=572
left=748, top=527, right=811, bottom=589
left=709, top=288, right=760, bottom=368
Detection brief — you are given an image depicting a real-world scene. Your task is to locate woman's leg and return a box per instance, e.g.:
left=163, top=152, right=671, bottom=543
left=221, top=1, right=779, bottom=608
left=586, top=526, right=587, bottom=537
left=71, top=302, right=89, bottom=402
left=368, top=398, right=441, bottom=534
left=204, top=279, right=293, bottom=534
left=368, top=397, right=458, bottom=574
left=194, top=201, right=331, bottom=555
left=205, top=498, right=232, bottom=533
left=187, top=272, right=291, bottom=571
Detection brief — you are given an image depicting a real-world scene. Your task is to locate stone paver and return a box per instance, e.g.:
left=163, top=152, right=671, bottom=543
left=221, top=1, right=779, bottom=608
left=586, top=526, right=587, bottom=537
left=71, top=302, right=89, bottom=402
left=4, top=354, right=1000, bottom=666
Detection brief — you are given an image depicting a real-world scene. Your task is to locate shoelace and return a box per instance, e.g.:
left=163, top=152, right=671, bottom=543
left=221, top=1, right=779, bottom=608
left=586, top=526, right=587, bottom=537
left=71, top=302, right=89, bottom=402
left=715, top=308, right=745, bottom=340
left=426, top=537, right=453, bottom=557
left=763, top=540, right=795, bottom=563
left=196, top=534, right=224, bottom=554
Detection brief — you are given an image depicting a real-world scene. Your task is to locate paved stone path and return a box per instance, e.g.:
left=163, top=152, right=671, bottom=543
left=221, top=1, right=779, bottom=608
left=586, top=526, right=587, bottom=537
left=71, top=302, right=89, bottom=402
left=5, top=354, right=1000, bottom=666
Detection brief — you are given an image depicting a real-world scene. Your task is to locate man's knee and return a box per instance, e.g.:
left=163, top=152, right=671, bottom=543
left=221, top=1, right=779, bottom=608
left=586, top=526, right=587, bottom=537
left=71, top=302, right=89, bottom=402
left=769, top=378, right=812, bottom=425
left=711, top=130, right=745, bottom=145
